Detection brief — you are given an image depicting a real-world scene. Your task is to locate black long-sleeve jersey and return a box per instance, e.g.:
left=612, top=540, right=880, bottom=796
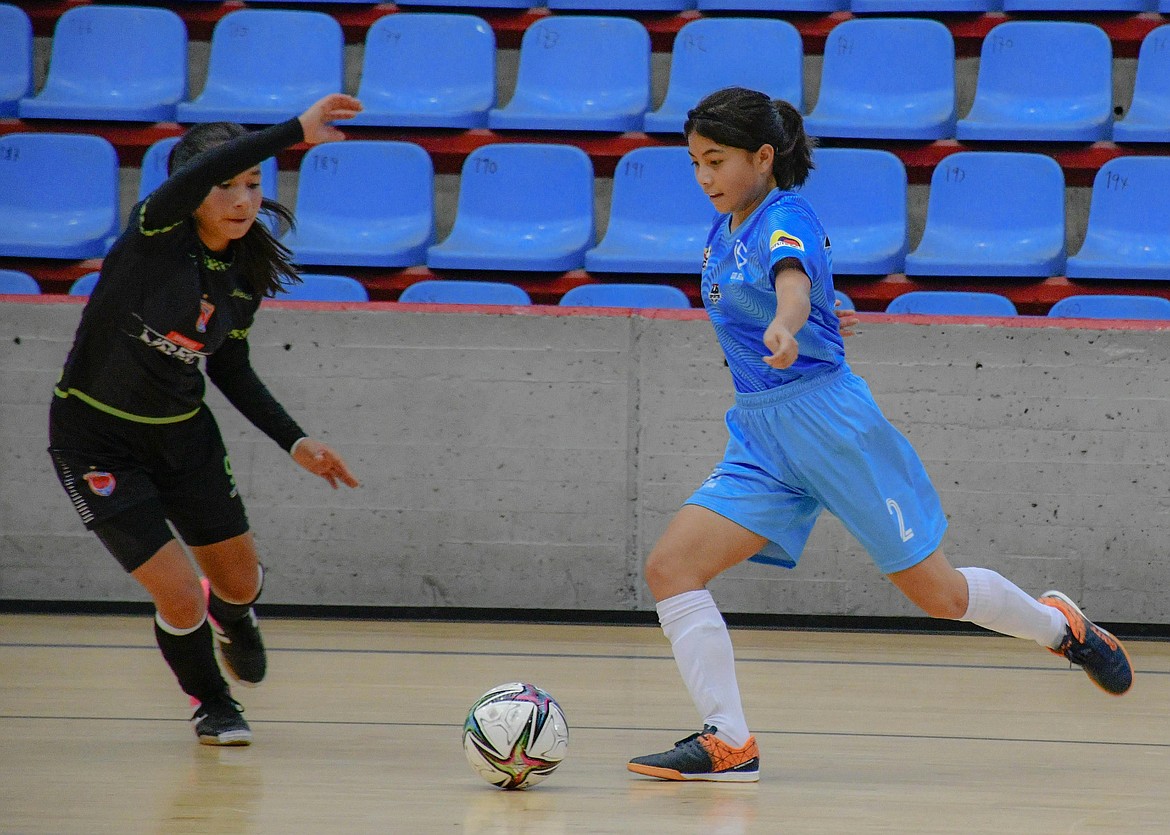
left=54, top=118, right=306, bottom=451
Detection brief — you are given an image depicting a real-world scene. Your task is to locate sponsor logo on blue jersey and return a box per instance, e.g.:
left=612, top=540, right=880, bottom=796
left=769, top=230, right=805, bottom=252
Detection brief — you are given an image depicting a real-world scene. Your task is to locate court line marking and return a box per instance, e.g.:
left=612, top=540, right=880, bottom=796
left=0, top=715, right=1166, bottom=750
left=3, top=641, right=1168, bottom=676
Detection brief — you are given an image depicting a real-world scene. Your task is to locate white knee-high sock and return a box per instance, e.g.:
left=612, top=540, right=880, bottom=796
left=657, top=590, right=751, bottom=748
left=957, top=567, right=1068, bottom=649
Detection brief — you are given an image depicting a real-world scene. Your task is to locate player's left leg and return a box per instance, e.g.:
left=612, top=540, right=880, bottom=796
left=160, top=408, right=267, bottom=687
left=191, top=533, right=267, bottom=687
left=629, top=505, right=765, bottom=782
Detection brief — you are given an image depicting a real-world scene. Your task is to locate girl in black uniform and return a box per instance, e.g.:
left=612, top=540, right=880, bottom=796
left=48, top=94, right=363, bottom=745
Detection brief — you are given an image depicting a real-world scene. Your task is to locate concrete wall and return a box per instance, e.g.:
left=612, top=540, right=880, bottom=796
left=2, top=299, right=1168, bottom=623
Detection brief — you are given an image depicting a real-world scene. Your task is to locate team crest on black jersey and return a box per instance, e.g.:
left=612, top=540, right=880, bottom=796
left=83, top=471, right=116, bottom=497
left=196, top=298, right=215, bottom=333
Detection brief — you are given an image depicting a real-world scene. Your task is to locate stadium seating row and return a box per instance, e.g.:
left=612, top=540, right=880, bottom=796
left=3, top=132, right=1169, bottom=281
left=5, top=267, right=1166, bottom=320
left=29, top=1, right=1170, bottom=14
left=883, top=290, right=1170, bottom=317
left=7, top=7, right=1170, bottom=141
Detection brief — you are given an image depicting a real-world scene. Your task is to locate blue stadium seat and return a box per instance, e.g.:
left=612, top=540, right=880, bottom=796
left=886, top=291, right=1018, bottom=316
left=550, top=0, right=695, bottom=20
left=277, top=274, right=369, bottom=302
left=956, top=21, right=1113, bottom=142
left=427, top=144, right=594, bottom=272
left=1048, top=294, right=1170, bottom=320
left=0, top=269, right=39, bottom=294
left=398, top=279, right=533, bottom=305
left=559, top=283, right=691, bottom=309
left=852, top=0, right=1000, bottom=9
left=176, top=10, right=343, bottom=124
left=347, top=14, right=495, bottom=129
left=1064, top=157, right=1170, bottom=281
left=488, top=17, right=650, bottom=132
left=905, top=152, right=1065, bottom=278
left=805, top=18, right=955, bottom=140
left=18, top=6, right=186, bottom=122
left=396, top=0, right=530, bottom=9
left=68, top=272, right=100, bottom=296
left=699, top=0, right=846, bottom=11
left=834, top=289, right=854, bottom=310
left=282, top=141, right=434, bottom=268
left=139, top=136, right=278, bottom=202
left=0, top=133, right=119, bottom=259
left=797, top=148, right=907, bottom=275
left=585, top=147, right=712, bottom=274
left=1004, top=0, right=1152, bottom=9
left=643, top=18, right=802, bottom=134
left=0, top=4, right=32, bottom=117
left=1112, top=25, right=1170, bottom=143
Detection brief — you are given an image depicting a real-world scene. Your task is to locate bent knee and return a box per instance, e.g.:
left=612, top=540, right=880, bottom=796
left=155, top=585, right=208, bottom=630
left=643, top=547, right=702, bottom=601
left=642, top=549, right=675, bottom=598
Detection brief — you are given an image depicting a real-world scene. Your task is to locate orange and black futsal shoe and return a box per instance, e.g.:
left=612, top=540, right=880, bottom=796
left=628, top=725, right=759, bottom=782
left=1039, top=590, right=1134, bottom=696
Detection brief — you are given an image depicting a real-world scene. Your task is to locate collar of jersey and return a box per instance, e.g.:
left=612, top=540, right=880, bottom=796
left=721, top=187, right=784, bottom=241
left=201, top=250, right=232, bottom=271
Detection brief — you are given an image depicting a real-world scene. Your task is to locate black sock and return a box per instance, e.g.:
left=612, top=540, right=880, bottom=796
left=154, top=616, right=227, bottom=703
left=208, top=564, right=264, bottom=625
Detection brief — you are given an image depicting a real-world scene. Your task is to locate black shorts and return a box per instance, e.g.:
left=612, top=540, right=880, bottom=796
left=48, top=395, right=250, bottom=572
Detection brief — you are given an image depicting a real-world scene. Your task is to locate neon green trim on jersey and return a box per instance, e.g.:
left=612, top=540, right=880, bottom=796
left=137, top=199, right=184, bottom=237
left=54, top=387, right=200, bottom=424
left=203, top=252, right=231, bottom=271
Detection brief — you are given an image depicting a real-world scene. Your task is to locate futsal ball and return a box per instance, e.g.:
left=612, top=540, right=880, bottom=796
left=462, top=682, right=569, bottom=790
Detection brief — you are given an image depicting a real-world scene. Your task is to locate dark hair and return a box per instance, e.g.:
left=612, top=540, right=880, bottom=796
left=683, top=87, right=815, bottom=190
left=169, top=122, right=300, bottom=298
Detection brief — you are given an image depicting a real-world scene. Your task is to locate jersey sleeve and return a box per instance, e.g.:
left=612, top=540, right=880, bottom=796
left=761, top=205, right=822, bottom=282
left=205, top=324, right=306, bottom=452
left=138, top=118, right=304, bottom=237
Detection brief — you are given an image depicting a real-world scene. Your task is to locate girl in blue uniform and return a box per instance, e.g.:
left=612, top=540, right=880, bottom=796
left=627, top=87, right=1133, bottom=783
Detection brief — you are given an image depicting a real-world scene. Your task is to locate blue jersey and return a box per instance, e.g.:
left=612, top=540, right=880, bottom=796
left=700, top=188, right=845, bottom=393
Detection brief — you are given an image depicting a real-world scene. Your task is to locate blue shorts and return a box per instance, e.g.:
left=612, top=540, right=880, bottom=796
left=685, top=366, right=946, bottom=574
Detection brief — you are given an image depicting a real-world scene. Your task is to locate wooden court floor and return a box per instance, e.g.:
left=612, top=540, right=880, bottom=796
left=2, top=613, right=1168, bottom=834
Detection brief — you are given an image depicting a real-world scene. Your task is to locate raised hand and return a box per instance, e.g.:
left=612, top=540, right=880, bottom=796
left=298, top=94, right=364, bottom=146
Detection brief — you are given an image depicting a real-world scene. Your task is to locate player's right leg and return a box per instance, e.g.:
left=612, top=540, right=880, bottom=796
left=889, top=549, right=1133, bottom=696
left=628, top=505, right=766, bottom=782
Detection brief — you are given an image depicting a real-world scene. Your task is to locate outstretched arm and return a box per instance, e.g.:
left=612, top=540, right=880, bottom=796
left=141, top=94, right=363, bottom=234
left=762, top=266, right=812, bottom=369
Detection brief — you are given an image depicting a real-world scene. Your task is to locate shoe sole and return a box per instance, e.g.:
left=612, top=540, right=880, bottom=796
left=198, top=730, right=253, bottom=747
left=627, top=763, right=759, bottom=783
left=1041, top=589, right=1134, bottom=696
